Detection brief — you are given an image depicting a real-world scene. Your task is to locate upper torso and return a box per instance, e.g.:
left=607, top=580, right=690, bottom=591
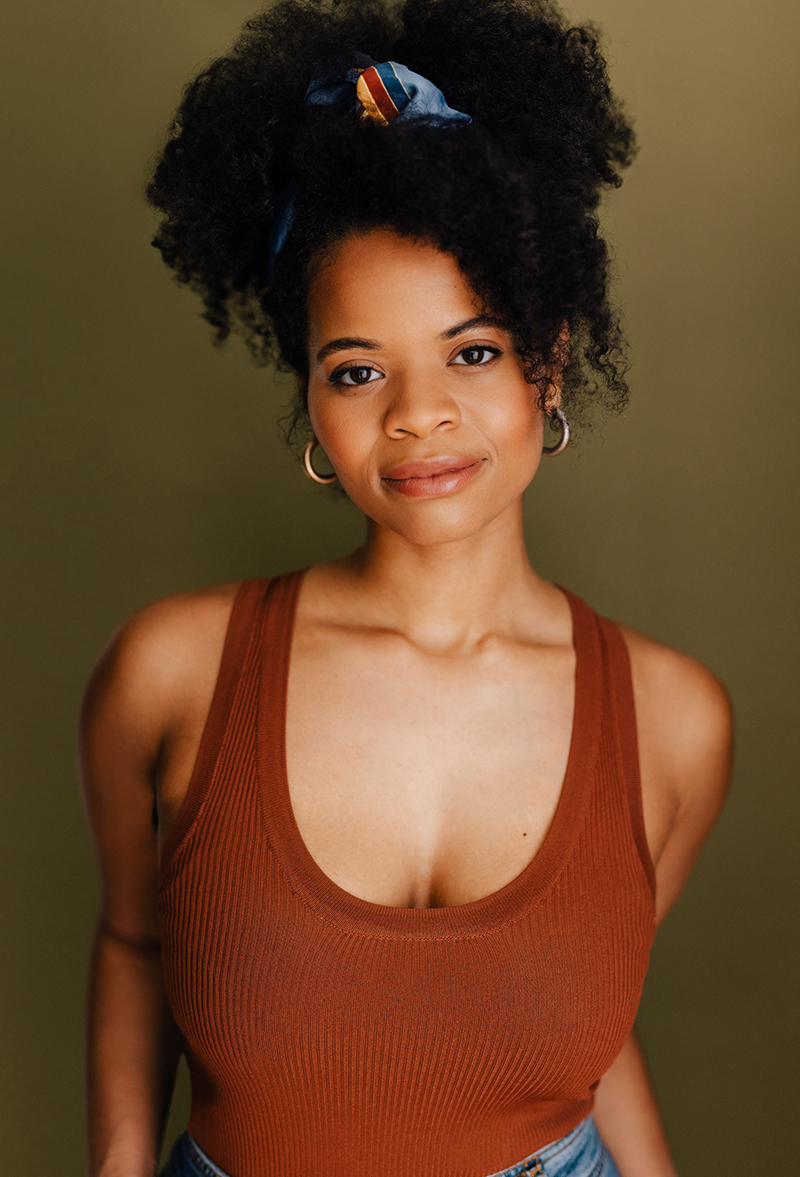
left=155, top=563, right=678, bottom=909
left=156, top=570, right=656, bottom=1175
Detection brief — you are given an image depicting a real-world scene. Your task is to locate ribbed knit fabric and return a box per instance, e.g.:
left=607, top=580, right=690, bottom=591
left=158, top=571, right=656, bottom=1177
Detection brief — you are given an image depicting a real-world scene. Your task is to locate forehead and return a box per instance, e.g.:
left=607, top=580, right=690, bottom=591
left=307, top=230, right=484, bottom=345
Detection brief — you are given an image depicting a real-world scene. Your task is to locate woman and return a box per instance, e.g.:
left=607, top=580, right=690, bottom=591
left=81, top=1, right=732, bottom=1175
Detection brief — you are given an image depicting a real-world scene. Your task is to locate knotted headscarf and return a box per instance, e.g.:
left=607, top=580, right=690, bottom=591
left=267, top=56, right=471, bottom=272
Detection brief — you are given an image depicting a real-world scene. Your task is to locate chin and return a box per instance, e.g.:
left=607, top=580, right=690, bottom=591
left=373, top=497, right=502, bottom=547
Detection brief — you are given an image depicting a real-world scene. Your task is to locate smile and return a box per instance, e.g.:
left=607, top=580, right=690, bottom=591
left=381, top=456, right=485, bottom=499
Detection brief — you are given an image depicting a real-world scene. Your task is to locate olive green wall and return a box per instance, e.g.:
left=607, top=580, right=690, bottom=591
left=2, top=1, right=797, bottom=1172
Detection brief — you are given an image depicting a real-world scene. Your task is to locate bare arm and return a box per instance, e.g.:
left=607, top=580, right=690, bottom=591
left=86, top=930, right=182, bottom=1177
left=80, top=588, right=235, bottom=1177
left=593, top=1030, right=677, bottom=1177
left=592, top=628, right=734, bottom=1177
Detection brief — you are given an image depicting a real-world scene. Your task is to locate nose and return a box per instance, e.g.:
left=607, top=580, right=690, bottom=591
left=382, top=373, right=461, bottom=440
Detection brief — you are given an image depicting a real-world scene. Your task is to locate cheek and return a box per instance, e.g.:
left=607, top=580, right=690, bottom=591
left=308, top=395, right=373, bottom=464
left=477, top=385, right=544, bottom=457
left=473, top=387, right=547, bottom=501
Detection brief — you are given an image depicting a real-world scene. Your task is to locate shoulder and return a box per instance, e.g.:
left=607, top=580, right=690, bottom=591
left=611, top=620, right=733, bottom=877
left=80, top=580, right=245, bottom=759
left=616, top=621, right=733, bottom=769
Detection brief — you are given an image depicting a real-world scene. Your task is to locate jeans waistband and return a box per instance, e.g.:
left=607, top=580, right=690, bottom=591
left=162, top=1114, right=620, bottom=1177
left=485, top=1114, right=620, bottom=1176
left=162, top=1132, right=229, bottom=1177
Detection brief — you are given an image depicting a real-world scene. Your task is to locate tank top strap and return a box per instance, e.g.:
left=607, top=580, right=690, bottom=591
left=259, top=568, right=306, bottom=686
left=159, top=577, right=272, bottom=875
left=595, top=612, right=656, bottom=896
left=257, top=569, right=306, bottom=797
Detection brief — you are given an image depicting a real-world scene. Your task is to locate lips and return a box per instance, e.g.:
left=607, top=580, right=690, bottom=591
left=381, top=455, right=485, bottom=499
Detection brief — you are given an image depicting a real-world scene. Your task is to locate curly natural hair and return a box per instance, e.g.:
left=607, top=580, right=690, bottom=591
left=146, top=0, right=637, bottom=444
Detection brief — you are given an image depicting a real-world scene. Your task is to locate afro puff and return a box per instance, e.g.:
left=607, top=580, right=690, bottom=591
left=147, top=0, right=637, bottom=443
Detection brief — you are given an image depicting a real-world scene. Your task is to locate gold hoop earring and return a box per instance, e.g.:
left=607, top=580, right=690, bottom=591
left=303, top=439, right=338, bottom=485
left=542, top=407, right=570, bottom=456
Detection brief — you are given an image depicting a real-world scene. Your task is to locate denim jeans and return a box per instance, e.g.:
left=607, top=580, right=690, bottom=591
left=160, top=1114, right=621, bottom=1177
left=484, top=1115, right=621, bottom=1177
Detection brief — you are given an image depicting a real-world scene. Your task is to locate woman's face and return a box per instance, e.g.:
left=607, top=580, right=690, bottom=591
left=305, top=229, right=556, bottom=547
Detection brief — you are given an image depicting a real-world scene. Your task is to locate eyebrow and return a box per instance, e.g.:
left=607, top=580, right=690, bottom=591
left=314, top=315, right=503, bottom=365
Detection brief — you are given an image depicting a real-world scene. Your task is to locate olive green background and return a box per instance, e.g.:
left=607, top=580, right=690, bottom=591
left=2, top=0, right=798, bottom=1172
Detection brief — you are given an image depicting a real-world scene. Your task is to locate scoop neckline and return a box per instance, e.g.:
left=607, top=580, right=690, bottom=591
left=256, top=569, right=602, bottom=939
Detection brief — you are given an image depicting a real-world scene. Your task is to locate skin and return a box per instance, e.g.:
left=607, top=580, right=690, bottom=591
left=82, top=230, right=733, bottom=1177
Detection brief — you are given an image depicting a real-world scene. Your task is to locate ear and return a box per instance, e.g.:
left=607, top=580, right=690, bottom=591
left=544, top=321, right=571, bottom=412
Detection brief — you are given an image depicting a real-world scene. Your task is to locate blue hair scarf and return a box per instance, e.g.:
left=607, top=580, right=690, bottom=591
left=266, top=58, right=471, bottom=278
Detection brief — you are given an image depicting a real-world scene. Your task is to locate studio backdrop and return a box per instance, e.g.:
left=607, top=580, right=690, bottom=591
left=1, top=1, right=798, bottom=1173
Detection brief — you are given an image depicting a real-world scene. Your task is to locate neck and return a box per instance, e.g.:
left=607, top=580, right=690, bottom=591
left=332, top=499, right=561, bottom=654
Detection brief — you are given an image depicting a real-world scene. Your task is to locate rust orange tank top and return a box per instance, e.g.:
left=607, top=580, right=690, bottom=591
left=158, top=571, right=656, bottom=1177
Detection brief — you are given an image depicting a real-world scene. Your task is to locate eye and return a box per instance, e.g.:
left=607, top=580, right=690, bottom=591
left=329, top=364, right=383, bottom=387
left=451, top=345, right=502, bottom=367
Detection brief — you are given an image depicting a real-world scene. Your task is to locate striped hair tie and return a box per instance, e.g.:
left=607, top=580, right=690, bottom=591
left=356, top=62, right=410, bottom=125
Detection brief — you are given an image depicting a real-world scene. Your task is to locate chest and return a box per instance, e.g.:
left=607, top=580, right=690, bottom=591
left=284, top=628, right=576, bottom=908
